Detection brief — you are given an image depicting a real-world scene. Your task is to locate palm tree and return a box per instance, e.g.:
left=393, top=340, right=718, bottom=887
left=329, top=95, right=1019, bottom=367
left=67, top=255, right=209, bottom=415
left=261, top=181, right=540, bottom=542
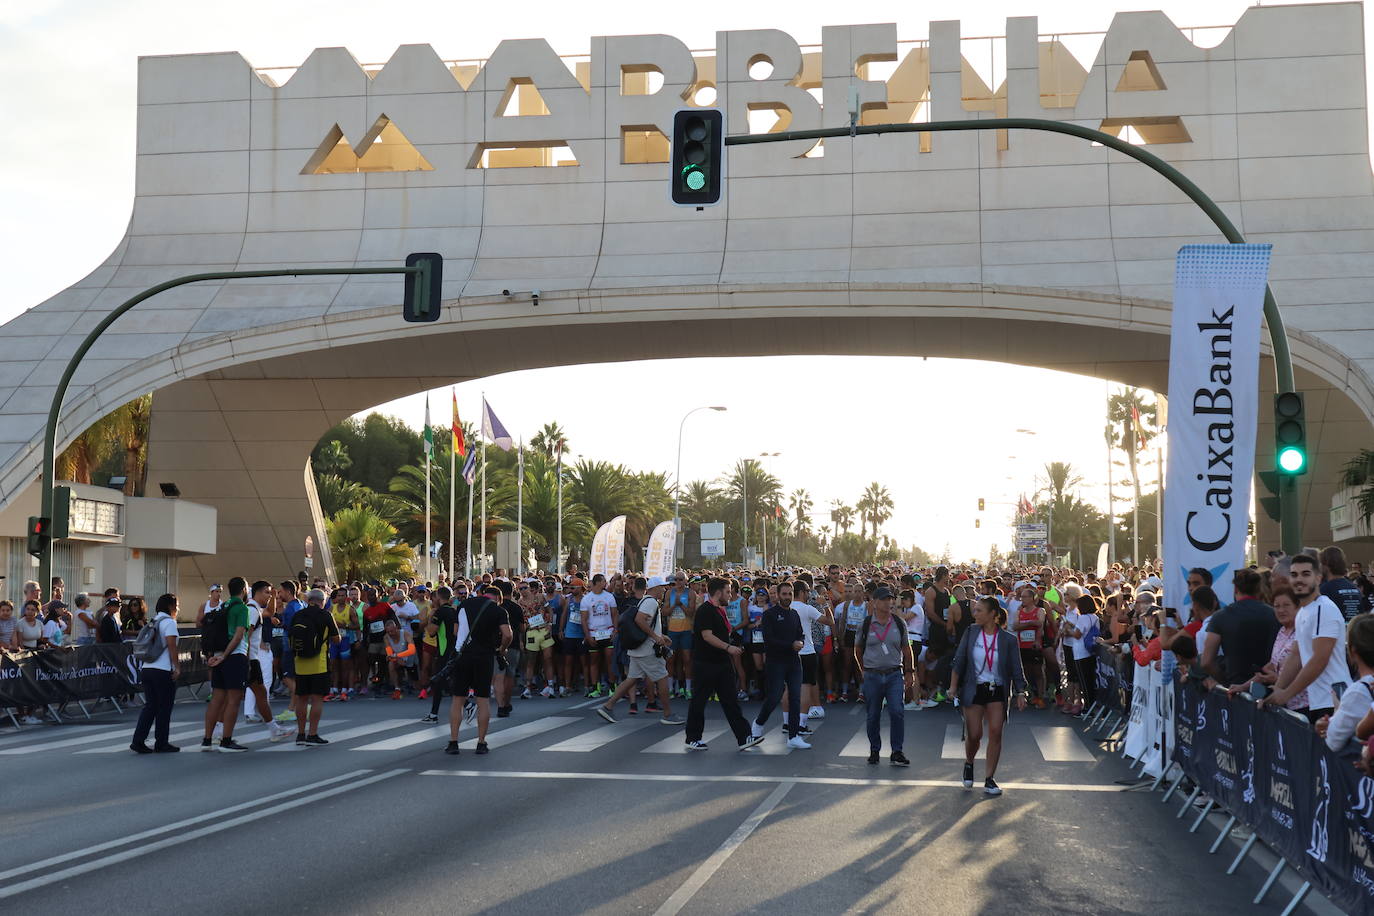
left=1340, top=448, right=1374, bottom=523
left=388, top=444, right=492, bottom=555
left=859, top=482, right=894, bottom=539
left=315, top=473, right=404, bottom=520
left=1107, top=387, right=1159, bottom=560
left=326, top=505, right=415, bottom=582
left=315, top=439, right=353, bottom=476
left=493, top=451, right=595, bottom=567
left=830, top=500, right=855, bottom=536
left=679, top=480, right=722, bottom=526
left=1042, top=462, right=1084, bottom=505
left=56, top=395, right=153, bottom=493
left=568, top=459, right=633, bottom=526
left=531, top=422, right=569, bottom=459
left=789, top=488, right=812, bottom=535
left=623, top=470, right=674, bottom=566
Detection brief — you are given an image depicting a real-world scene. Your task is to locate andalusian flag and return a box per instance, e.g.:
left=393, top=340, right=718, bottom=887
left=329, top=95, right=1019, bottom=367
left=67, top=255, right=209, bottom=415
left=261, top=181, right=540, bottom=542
left=423, top=395, right=434, bottom=458
left=452, top=389, right=466, bottom=458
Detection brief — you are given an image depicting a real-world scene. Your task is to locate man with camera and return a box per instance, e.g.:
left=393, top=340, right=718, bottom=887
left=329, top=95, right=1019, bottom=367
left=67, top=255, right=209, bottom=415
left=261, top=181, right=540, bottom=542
left=595, top=576, right=684, bottom=726
left=444, top=586, right=513, bottom=755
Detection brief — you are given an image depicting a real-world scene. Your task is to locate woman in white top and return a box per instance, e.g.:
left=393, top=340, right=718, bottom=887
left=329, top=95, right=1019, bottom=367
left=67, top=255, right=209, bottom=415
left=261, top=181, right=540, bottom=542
left=130, top=593, right=181, bottom=753
left=950, top=597, right=1027, bottom=797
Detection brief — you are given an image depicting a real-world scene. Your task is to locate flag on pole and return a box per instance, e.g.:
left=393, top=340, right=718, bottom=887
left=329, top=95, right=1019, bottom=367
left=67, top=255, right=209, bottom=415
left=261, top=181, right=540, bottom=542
left=481, top=398, right=513, bottom=451
left=461, top=450, right=477, bottom=485
left=423, top=395, right=434, bottom=458
left=452, top=389, right=466, bottom=458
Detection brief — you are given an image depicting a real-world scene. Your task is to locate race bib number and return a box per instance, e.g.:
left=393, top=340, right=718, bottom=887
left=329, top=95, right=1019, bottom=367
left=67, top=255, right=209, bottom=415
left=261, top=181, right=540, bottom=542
left=368, top=620, right=385, bottom=634
left=272, top=628, right=284, bottom=638
left=671, top=608, right=686, bottom=621
left=846, top=605, right=865, bottom=627
left=751, top=630, right=764, bottom=644
left=591, top=627, right=614, bottom=641
left=528, top=614, right=546, bottom=628
left=568, top=610, right=582, bottom=625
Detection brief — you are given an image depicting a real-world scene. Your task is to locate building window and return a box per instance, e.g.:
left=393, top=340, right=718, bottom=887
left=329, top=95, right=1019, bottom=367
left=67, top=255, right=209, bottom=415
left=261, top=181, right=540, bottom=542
left=142, top=552, right=170, bottom=603
left=69, top=498, right=123, bottom=536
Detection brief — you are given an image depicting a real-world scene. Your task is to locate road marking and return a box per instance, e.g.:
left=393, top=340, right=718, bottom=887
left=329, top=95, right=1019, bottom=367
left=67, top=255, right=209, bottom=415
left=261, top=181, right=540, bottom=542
left=542, top=717, right=656, bottom=752
left=839, top=724, right=872, bottom=757
left=354, top=722, right=452, bottom=751
left=78, top=725, right=208, bottom=754
left=355, top=714, right=576, bottom=752
left=570, top=698, right=603, bottom=709
left=1031, top=726, right=1097, bottom=762
left=0, top=725, right=135, bottom=754
left=653, top=781, right=794, bottom=916
left=0, top=768, right=407, bottom=901
left=642, top=725, right=729, bottom=753
left=0, top=769, right=374, bottom=884
left=260, top=718, right=414, bottom=752
left=943, top=723, right=985, bottom=760
left=481, top=716, right=577, bottom=749
left=416, top=769, right=1124, bottom=791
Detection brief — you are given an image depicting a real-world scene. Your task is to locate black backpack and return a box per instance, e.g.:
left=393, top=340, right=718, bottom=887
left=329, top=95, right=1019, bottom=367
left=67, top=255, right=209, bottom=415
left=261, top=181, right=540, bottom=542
left=289, top=607, right=328, bottom=658
left=201, top=603, right=230, bottom=656
left=618, top=599, right=657, bottom=650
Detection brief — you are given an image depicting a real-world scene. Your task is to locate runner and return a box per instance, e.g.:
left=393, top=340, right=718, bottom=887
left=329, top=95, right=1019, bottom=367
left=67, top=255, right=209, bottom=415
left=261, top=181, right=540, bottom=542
left=580, top=574, right=618, bottom=698
left=951, top=596, right=1028, bottom=796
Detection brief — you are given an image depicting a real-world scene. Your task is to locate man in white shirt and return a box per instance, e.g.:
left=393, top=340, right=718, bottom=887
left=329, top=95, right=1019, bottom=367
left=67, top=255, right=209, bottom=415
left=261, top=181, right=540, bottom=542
left=1264, top=553, right=1350, bottom=722
left=243, top=581, right=292, bottom=740
left=789, top=580, right=833, bottom=731
left=595, top=577, right=684, bottom=725
left=579, top=575, right=618, bottom=698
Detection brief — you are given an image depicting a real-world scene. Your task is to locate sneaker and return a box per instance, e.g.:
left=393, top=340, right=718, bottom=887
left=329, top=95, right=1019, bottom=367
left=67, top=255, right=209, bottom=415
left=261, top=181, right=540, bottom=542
left=338, top=691, right=349, bottom=702
left=445, top=741, right=460, bottom=755
left=475, top=741, right=489, bottom=755
left=868, top=750, right=880, bottom=765
left=200, top=738, right=214, bottom=752
left=497, top=705, right=512, bottom=718
left=520, top=687, right=532, bottom=700
left=646, top=701, right=662, bottom=712
left=795, top=725, right=814, bottom=737
left=130, top=742, right=153, bottom=755
left=686, top=740, right=709, bottom=751
left=391, top=689, right=402, bottom=700
left=826, top=692, right=837, bottom=704
left=933, top=690, right=948, bottom=704
left=903, top=701, right=924, bottom=711
left=21, top=715, right=44, bottom=725
left=806, top=706, right=824, bottom=719
left=153, top=743, right=180, bottom=753
left=920, top=698, right=939, bottom=709
left=891, top=752, right=910, bottom=767
left=274, top=710, right=296, bottom=723
left=420, top=713, right=439, bottom=724
left=296, top=734, right=310, bottom=746
left=962, top=762, right=975, bottom=789
left=628, top=703, right=639, bottom=716
left=740, top=734, right=765, bottom=750
left=304, top=734, right=328, bottom=746
left=750, top=721, right=764, bottom=739
left=659, top=715, right=685, bottom=726
left=322, top=694, right=338, bottom=703
left=684, top=688, right=693, bottom=700
left=418, top=688, right=429, bottom=700
left=268, top=722, right=293, bottom=743
left=737, top=691, right=749, bottom=701
left=596, top=706, right=616, bottom=724
left=558, top=687, right=570, bottom=698
left=984, top=778, right=1002, bottom=797
left=217, top=739, right=249, bottom=753
left=358, top=687, right=370, bottom=697
left=463, top=700, right=476, bottom=725
left=787, top=735, right=812, bottom=750
left=540, top=685, right=555, bottom=699
left=244, top=713, right=264, bottom=723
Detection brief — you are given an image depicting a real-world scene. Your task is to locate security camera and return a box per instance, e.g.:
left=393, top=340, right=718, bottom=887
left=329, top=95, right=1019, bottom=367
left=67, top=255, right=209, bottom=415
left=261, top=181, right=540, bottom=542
left=530, top=289, right=542, bottom=300
left=502, top=289, right=513, bottom=297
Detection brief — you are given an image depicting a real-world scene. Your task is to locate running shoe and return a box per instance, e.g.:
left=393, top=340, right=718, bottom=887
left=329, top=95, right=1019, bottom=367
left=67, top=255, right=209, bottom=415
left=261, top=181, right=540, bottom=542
left=628, top=703, right=639, bottom=716
left=659, top=715, right=685, bottom=726
left=338, top=691, right=349, bottom=702
left=646, top=701, right=662, bottom=712
left=418, top=688, right=429, bottom=700
left=274, top=710, right=297, bottom=723
left=558, top=687, right=570, bottom=698
left=268, top=721, right=293, bottom=743
left=596, top=706, right=616, bottom=724
left=786, top=735, right=812, bottom=749
left=129, top=742, right=153, bottom=755
left=358, top=687, right=370, bottom=697
left=420, top=713, right=439, bottom=724
left=984, top=778, right=1002, bottom=797
left=245, top=713, right=263, bottom=723
left=920, top=698, right=939, bottom=709
left=445, top=741, right=460, bottom=755
left=902, top=701, right=924, bottom=711
left=200, top=738, right=214, bottom=752
left=808, top=706, right=826, bottom=719
left=322, top=693, right=338, bottom=703
left=475, top=741, right=489, bottom=755
left=825, top=692, right=837, bottom=704
left=217, top=739, right=249, bottom=753
left=686, top=740, right=709, bottom=751
left=497, top=705, right=512, bottom=718
left=933, top=690, right=948, bottom=704
left=962, top=762, right=975, bottom=789
left=795, top=725, right=814, bottom=737
left=739, top=735, right=765, bottom=750
left=520, top=687, right=532, bottom=700
left=868, top=751, right=880, bottom=765
left=540, top=685, right=555, bottom=698
left=891, top=752, right=910, bottom=767
left=684, top=688, right=693, bottom=700
left=737, top=690, right=749, bottom=701
left=304, top=734, right=329, bottom=746
left=391, top=689, right=402, bottom=700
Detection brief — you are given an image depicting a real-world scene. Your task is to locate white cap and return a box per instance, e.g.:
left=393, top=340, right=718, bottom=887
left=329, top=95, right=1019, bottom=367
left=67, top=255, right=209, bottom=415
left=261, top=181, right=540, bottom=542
left=645, top=576, right=671, bottom=590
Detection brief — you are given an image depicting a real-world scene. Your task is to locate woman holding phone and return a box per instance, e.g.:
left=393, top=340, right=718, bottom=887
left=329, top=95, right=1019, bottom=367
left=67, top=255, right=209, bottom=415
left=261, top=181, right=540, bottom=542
left=951, top=596, right=1028, bottom=797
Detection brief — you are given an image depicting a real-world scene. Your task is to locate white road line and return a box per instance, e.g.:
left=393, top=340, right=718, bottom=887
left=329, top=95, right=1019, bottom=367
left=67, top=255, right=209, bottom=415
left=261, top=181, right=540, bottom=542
left=416, top=769, right=1125, bottom=792
left=0, top=768, right=407, bottom=901
left=482, top=716, right=578, bottom=749
left=0, top=769, right=373, bottom=884
left=756, top=725, right=804, bottom=755
left=642, top=725, right=729, bottom=753
left=653, top=781, right=794, bottom=916
left=838, top=724, right=871, bottom=757
left=570, top=698, right=603, bottom=709
left=0, top=725, right=134, bottom=754
left=79, top=725, right=207, bottom=754
left=260, top=718, right=414, bottom=752
left=354, top=722, right=451, bottom=752
left=943, top=723, right=985, bottom=760
left=356, top=715, right=576, bottom=752
left=542, top=717, right=656, bottom=752
left=1031, top=726, right=1097, bottom=762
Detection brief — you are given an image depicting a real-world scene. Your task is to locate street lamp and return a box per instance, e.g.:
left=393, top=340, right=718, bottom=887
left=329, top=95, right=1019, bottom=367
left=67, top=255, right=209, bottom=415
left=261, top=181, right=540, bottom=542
left=674, top=406, right=727, bottom=567
left=756, top=451, right=780, bottom=567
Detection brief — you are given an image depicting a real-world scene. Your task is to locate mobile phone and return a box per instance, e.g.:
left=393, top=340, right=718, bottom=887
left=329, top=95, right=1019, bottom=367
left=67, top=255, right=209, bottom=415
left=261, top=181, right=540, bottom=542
left=1248, top=681, right=1271, bottom=701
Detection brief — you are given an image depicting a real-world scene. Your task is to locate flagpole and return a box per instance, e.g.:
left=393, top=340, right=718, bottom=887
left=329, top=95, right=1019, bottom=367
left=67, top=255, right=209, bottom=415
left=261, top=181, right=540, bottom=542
left=464, top=457, right=475, bottom=579
left=449, top=394, right=456, bottom=582
left=424, top=395, right=432, bottom=583
left=555, top=440, right=563, bottom=575
left=480, top=428, right=487, bottom=575
left=516, top=437, right=524, bottom=576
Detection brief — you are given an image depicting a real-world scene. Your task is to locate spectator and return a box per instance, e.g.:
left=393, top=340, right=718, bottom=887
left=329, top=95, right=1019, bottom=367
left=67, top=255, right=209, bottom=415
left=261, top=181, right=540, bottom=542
left=1228, top=587, right=1308, bottom=712
left=41, top=601, right=68, bottom=647
left=1262, top=554, right=1349, bottom=723
left=0, top=600, right=17, bottom=652
left=121, top=597, right=147, bottom=634
left=70, top=593, right=97, bottom=646
left=96, top=597, right=122, bottom=643
left=1202, top=568, right=1279, bottom=686
left=130, top=593, right=181, bottom=754
left=1316, top=615, right=1374, bottom=753
left=16, top=600, right=43, bottom=649
left=1320, top=545, right=1364, bottom=621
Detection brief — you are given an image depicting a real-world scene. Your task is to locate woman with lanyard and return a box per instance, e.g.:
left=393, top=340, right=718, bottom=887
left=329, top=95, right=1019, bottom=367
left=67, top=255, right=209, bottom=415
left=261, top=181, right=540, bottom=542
left=664, top=573, right=694, bottom=699
left=951, top=596, right=1027, bottom=797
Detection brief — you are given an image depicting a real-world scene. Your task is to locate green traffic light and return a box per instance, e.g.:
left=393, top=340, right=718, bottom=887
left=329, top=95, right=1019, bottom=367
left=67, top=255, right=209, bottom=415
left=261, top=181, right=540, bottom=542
left=1277, top=446, right=1306, bottom=473
left=685, top=169, right=706, bottom=191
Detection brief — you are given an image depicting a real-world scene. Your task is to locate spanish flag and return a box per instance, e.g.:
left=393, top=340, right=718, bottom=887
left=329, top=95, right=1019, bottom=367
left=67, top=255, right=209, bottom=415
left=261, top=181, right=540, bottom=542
left=452, top=389, right=466, bottom=458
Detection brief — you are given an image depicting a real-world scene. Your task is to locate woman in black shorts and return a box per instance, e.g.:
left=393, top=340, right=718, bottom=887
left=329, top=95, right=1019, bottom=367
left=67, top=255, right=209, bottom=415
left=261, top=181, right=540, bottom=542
left=951, top=597, right=1027, bottom=797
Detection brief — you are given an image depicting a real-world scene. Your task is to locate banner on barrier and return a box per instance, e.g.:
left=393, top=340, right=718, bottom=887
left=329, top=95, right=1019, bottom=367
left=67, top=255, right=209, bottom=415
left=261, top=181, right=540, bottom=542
left=0, top=636, right=207, bottom=709
left=1163, top=243, right=1272, bottom=612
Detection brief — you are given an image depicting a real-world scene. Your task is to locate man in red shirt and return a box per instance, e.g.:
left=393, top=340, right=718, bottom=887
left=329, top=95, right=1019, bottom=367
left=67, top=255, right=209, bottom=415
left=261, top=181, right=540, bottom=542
left=361, top=587, right=398, bottom=693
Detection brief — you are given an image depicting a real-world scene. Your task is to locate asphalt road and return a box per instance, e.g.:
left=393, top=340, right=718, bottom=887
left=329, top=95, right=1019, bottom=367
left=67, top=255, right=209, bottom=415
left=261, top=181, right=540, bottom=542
left=0, top=691, right=1345, bottom=915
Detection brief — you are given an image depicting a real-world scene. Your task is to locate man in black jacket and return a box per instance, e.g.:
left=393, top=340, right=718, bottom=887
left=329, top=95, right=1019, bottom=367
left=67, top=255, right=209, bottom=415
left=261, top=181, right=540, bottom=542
left=751, top=581, right=810, bottom=749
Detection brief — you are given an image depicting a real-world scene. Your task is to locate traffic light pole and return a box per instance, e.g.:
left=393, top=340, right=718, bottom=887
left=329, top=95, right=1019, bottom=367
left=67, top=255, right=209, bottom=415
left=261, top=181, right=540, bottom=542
left=36, top=265, right=421, bottom=592
left=726, top=118, right=1302, bottom=554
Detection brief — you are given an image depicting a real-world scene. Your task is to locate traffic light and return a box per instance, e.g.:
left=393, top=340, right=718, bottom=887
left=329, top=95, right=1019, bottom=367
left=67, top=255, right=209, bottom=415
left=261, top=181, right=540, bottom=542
left=671, top=108, right=723, bottom=206
left=1257, top=471, right=1281, bottom=522
left=402, top=252, right=443, bottom=323
left=977, top=497, right=985, bottom=512
left=975, top=518, right=981, bottom=528
left=27, top=516, right=50, bottom=558
left=1274, top=391, right=1308, bottom=475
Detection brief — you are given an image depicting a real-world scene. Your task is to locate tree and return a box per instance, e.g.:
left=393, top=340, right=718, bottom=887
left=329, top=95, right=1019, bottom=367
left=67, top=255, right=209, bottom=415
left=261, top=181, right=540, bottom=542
left=315, top=439, right=353, bottom=476
left=1341, top=449, right=1374, bottom=524
left=856, top=482, right=893, bottom=539
left=493, top=450, right=594, bottom=568
left=830, top=500, right=855, bottom=536
left=679, top=480, right=723, bottom=525
left=315, top=473, right=403, bottom=521
left=326, top=506, right=415, bottom=582
left=530, top=422, right=569, bottom=459
left=1107, top=387, right=1159, bottom=560
left=568, top=459, right=633, bottom=526
left=723, top=459, right=780, bottom=562
left=313, top=414, right=424, bottom=494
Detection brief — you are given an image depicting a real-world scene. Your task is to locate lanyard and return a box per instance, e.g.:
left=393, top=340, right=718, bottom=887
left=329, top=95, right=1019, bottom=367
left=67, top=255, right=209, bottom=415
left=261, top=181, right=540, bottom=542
left=981, top=629, right=997, bottom=675
left=872, top=615, right=894, bottom=644
left=715, top=603, right=732, bottom=634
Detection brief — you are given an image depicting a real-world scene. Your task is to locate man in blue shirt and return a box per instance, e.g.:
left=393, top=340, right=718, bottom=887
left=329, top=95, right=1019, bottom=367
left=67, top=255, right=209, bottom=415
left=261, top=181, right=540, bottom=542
left=276, top=580, right=305, bottom=710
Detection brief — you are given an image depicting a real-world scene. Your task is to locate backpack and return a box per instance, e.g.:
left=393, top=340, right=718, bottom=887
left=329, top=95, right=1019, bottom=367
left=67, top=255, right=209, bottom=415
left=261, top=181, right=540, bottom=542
left=132, top=617, right=165, bottom=662
left=201, top=602, right=230, bottom=656
left=619, top=599, right=658, bottom=651
left=289, top=606, right=328, bottom=658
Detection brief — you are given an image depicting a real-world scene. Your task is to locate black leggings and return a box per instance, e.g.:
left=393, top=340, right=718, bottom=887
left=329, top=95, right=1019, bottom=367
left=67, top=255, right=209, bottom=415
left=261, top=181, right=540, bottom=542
left=1076, top=656, right=1097, bottom=707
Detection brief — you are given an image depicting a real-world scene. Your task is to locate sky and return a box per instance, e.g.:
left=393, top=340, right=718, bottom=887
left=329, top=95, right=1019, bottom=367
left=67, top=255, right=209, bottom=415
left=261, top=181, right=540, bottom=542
left=0, top=0, right=1328, bottom=558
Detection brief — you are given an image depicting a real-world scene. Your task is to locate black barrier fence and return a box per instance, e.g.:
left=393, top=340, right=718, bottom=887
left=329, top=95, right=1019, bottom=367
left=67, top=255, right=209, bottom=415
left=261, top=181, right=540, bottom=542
left=1093, top=644, right=1133, bottom=714
left=0, top=634, right=208, bottom=710
left=1172, top=680, right=1374, bottom=916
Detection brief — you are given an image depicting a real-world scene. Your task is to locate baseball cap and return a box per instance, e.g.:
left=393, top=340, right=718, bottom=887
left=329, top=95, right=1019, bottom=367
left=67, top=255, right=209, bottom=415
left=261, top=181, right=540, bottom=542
left=872, top=586, right=895, bottom=600
left=645, top=575, right=670, bottom=589
left=570, top=577, right=586, bottom=588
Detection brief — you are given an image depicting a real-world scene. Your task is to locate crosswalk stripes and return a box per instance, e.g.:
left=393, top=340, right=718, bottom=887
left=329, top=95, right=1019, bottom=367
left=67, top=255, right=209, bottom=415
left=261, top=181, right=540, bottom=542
left=355, top=714, right=576, bottom=752
left=478, top=716, right=579, bottom=750
left=643, top=725, right=729, bottom=753
left=79, top=724, right=207, bottom=754
left=838, top=725, right=871, bottom=757
left=0, top=724, right=133, bottom=755
left=261, top=719, right=415, bottom=752
left=1030, top=726, right=1096, bottom=762
left=942, top=723, right=985, bottom=760
left=542, top=717, right=656, bottom=752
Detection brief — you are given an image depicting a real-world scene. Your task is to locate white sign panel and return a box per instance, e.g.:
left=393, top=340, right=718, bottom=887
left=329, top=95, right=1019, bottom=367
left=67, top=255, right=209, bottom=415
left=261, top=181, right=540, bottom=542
left=1163, top=243, right=1271, bottom=612
left=701, top=539, right=725, bottom=557
left=700, top=522, right=725, bottom=540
